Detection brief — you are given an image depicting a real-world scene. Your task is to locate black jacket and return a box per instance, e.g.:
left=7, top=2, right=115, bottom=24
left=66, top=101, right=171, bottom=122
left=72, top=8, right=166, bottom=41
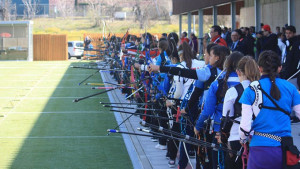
left=280, top=36, right=300, bottom=79
left=261, top=33, right=280, bottom=54
left=231, top=40, right=247, bottom=55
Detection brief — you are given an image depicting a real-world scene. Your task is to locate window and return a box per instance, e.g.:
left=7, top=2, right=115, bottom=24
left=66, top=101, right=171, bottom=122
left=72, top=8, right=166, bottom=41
left=68, top=42, right=73, bottom=47
left=76, top=43, right=84, bottom=47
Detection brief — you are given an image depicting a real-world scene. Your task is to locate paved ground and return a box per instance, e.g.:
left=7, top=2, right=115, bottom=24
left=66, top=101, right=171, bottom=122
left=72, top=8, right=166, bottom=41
left=100, top=64, right=300, bottom=169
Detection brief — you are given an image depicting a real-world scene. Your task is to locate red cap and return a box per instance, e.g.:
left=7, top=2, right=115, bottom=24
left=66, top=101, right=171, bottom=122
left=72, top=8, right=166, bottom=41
left=262, top=25, right=271, bottom=32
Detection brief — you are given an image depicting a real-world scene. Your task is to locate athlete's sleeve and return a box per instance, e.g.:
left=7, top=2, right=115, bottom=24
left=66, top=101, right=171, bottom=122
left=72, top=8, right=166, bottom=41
left=291, top=85, right=300, bottom=119
left=173, top=75, right=183, bottom=99
left=222, top=87, right=238, bottom=117
left=291, top=85, right=300, bottom=107
left=196, top=66, right=211, bottom=82
left=239, top=104, right=253, bottom=140
left=239, top=87, right=255, bottom=140
left=195, top=81, right=218, bottom=130
left=159, top=66, right=198, bottom=79
left=239, top=87, right=255, bottom=105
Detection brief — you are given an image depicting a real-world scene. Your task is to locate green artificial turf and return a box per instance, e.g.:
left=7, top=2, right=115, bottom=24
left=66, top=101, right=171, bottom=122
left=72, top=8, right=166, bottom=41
left=0, top=61, right=133, bottom=169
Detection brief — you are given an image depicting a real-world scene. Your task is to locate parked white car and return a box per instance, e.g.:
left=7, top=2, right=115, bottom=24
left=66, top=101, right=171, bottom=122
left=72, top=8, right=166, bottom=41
left=68, top=41, right=84, bottom=59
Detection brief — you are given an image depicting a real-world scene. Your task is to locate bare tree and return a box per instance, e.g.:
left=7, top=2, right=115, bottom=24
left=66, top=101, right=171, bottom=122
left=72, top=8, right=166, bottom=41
left=0, top=0, right=16, bottom=21
left=22, top=0, right=40, bottom=19
left=105, top=0, right=122, bottom=21
left=56, top=0, right=74, bottom=18
left=86, top=0, right=102, bottom=27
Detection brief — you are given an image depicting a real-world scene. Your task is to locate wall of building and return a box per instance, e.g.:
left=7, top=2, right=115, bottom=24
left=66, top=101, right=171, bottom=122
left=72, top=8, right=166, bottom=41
left=239, top=0, right=298, bottom=32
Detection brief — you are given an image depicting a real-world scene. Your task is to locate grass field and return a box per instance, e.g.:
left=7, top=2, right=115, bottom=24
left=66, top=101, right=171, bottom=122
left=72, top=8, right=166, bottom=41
left=0, top=61, right=133, bottom=169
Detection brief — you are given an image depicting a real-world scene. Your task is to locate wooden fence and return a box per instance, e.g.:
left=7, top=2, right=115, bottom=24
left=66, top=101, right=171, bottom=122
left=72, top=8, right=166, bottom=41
left=33, top=34, right=67, bottom=61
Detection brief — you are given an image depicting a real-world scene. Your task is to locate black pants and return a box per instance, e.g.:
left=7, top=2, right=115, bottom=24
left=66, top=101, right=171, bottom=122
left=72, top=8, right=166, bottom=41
left=225, top=140, right=243, bottom=169
left=152, top=100, right=167, bottom=145
left=167, top=122, right=180, bottom=160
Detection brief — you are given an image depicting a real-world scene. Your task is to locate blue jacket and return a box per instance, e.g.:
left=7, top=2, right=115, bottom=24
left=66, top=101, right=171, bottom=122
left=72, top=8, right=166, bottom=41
left=195, top=72, right=240, bottom=132
left=240, top=76, right=300, bottom=147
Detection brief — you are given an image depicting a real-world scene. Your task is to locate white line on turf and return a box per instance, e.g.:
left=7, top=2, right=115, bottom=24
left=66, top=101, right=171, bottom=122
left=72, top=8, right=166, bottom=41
left=0, top=66, right=56, bottom=125
left=0, top=136, right=122, bottom=139
left=0, top=87, right=98, bottom=89
left=0, top=67, right=69, bottom=69
left=0, top=97, right=108, bottom=99
left=7, top=111, right=107, bottom=114
left=0, top=74, right=96, bottom=76
left=1, top=79, right=102, bottom=82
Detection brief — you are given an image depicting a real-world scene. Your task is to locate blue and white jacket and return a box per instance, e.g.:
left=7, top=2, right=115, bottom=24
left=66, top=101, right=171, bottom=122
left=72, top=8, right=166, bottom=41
left=195, top=72, right=240, bottom=132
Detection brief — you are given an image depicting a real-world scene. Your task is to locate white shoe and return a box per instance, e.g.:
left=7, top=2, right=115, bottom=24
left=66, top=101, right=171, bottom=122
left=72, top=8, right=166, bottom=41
left=151, top=137, right=158, bottom=142
left=159, top=145, right=167, bottom=150
left=155, top=144, right=167, bottom=150
left=155, top=144, right=161, bottom=149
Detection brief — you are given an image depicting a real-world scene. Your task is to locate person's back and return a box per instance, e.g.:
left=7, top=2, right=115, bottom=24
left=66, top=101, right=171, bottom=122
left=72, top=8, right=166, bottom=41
left=239, top=50, right=300, bottom=169
left=247, top=77, right=296, bottom=146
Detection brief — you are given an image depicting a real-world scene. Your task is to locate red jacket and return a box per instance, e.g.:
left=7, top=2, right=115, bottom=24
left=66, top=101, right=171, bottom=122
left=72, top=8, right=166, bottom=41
left=180, top=37, right=190, bottom=44
left=211, top=35, right=227, bottom=47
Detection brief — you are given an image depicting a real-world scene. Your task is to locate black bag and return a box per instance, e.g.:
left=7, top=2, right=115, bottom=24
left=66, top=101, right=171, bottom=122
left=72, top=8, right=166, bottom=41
left=281, top=137, right=300, bottom=169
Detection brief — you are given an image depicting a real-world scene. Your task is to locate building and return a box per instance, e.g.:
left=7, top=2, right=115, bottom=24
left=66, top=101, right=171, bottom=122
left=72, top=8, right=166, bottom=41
left=12, top=0, right=50, bottom=16
left=172, top=0, right=299, bottom=38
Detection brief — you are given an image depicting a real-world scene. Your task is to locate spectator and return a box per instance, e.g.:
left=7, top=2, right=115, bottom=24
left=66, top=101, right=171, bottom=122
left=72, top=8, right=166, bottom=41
left=255, top=31, right=263, bottom=60
left=276, top=26, right=281, bottom=35
left=250, top=26, right=256, bottom=38
left=222, top=27, right=232, bottom=47
left=277, top=33, right=286, bottom=62
left=241, top=27, right=255, bottom=57
left=180, top=32, right=189, bottom=44
left=208, top=25, right=227, bottom=47
left=189, top=33, right=198, bottom=55
left=84, top=35, right=92, bottom=49
left=261, top=24, right=280, bottom=54
left=281, top=27, right=286, bottom=35
left=230, top=29, right=247, bottom=55
left=280, top=25, right=300, bottom=81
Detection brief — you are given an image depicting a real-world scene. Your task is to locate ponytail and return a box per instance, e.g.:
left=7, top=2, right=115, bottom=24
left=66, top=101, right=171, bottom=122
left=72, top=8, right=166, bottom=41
left=221, top=51, right=243, bottom=97
left=237, top=56, right=260, bottom=82
left=258, top=50, right=281, bottom=100
left=178, top=42, right=194, bottom=69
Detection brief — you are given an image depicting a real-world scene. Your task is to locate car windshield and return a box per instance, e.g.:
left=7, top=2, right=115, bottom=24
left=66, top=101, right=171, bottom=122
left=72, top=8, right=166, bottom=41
left=68, top=43, right=73, bottom=47
left=76, top=43, right=84, bottom=47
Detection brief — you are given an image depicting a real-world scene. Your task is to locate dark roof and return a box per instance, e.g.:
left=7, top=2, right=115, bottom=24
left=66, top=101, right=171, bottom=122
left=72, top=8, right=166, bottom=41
left=172, top=0, right=244, bottom=15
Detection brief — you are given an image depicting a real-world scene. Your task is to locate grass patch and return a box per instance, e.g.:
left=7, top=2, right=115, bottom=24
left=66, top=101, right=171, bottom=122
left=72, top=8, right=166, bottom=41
left=0, top=61, right=133, bottom=169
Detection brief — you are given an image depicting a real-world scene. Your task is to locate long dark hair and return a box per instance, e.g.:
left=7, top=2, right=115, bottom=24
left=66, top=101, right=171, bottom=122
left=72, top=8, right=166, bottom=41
left=210, top=45, right=230, bottom=70
left=167, top=33, right=179, bottom=62
left=221, top=51, right=244, bottom=97
left=258, top=50, right=281, bottom=100
left=168, top=32, right=179, bottom=44
left=178, top=41, right=195, bottom=69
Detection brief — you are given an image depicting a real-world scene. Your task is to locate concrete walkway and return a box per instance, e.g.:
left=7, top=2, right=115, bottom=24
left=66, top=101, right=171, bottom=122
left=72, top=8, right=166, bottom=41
left=100, top=66, right=300, bottom=169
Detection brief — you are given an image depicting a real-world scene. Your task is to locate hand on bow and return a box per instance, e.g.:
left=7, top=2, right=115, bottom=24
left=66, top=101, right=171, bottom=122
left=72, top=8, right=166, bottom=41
left=148, top=64, right=160, bottom=73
